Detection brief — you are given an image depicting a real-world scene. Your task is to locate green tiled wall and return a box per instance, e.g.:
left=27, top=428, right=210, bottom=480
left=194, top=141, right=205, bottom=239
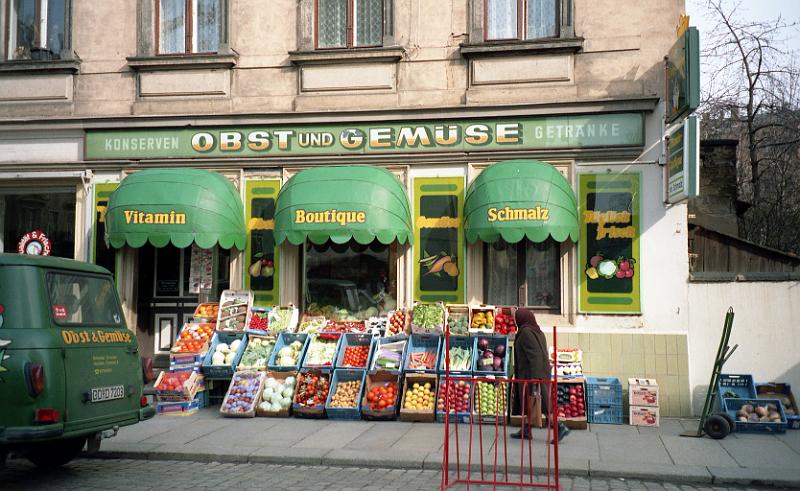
left=543, top=332, right=691, bottom=417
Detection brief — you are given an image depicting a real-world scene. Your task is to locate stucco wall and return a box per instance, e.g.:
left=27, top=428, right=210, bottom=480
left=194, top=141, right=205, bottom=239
left=687, top=281, right=800, bottom=414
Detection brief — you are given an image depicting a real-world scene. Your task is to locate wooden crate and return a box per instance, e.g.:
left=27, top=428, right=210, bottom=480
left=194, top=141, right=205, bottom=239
left=256, top=370, right=297, bottom=417
left=399, top=373, right=437, bottom=422
left=219, top=371, right=266, bottom=418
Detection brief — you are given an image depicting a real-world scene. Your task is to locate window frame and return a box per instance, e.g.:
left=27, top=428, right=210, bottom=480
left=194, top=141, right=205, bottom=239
left=483, top=239, right=562, bottom=312
left=483, top=0, right=560, bottom=43
left=314, top=0, right=384, bottom=50
left=154, top=0, right=221, bottom=56
left=4, top=0, right=72, bottom=61
left=46, top=271, right=125, bottom=328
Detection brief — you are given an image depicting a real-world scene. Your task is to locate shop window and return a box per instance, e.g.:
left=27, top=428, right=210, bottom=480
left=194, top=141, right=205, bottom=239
left=156, top=0, right=221, bottom=54
left=484, top=239, right=560, bottom=310
left=6, top=0, right=69, bottom=61
left=0, top=189, right=75, bottom=258
left=485, top=0, right=558, bottom=41
left=303, top=240, right=397, bottom=320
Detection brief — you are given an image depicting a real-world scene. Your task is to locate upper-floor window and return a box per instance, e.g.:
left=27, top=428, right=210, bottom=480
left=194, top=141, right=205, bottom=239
left=485, top=0, right=558, bottom=41
left=317, top=0, right=383, bottom=49
left=157, top=0, right=221, bottom=54
left=6, top=0, right=68, bottom=60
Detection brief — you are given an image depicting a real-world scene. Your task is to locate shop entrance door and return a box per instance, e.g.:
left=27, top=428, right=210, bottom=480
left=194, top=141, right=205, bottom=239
left=136, top=245, right=230, bottom=366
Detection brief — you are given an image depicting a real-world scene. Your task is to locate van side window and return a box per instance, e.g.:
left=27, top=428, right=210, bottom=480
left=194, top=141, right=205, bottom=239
left=46, top=273, right=123, bottom=327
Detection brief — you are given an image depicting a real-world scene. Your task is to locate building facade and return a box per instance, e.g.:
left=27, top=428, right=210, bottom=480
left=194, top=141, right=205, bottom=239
left=0, top=0, right=710, bottom=417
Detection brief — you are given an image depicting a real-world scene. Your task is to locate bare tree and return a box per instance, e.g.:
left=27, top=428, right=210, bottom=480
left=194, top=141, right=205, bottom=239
left=699, top=0, right=800, bottom=254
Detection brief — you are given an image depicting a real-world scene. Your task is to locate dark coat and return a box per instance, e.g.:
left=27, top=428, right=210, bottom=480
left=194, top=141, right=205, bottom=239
left=514, top=327, right=551, bottom=380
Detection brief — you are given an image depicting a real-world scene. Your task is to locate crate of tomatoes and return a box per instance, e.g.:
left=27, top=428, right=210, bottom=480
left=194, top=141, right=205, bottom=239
left=361, top=371, right=401, bottom=421
left=292, top=369, right=331, bottom=418
left=336, top=333, right=377, bottom=369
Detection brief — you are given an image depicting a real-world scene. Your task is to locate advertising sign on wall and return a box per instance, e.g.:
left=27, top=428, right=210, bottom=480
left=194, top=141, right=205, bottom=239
left=666, top=27, right=700, bottom=123
left=578, top=173, right=641, bottom=313
left=244, top=179, right=280, bottom=305
left=92, top=183, right=119, bottom=276
left=413, top=177, right=465, bottom=303
left=85, top=113, right=644, bottom=160
left=666, top=116, right=699, bottom=204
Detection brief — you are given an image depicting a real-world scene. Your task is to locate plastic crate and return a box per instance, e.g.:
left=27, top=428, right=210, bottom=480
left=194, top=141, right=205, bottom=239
left=404, top=334, right=441, bottom=373
left=473, top=376, right=509, bottom=423
left=436, top=375, right=474, bottom=422
left=717, top=374, right=757, bottom=402
left=369, top=337, right=407, bottom=373
left=588, top=403, right=624, bottom=424
left=756, top=383, right=799, bottom=430
left=335, top=333, right=378, bottom=369
left=472, top=335, right=509, bottom=376
left=201, top=332, right=247, bottom=379
left=325, top=369, right=367, bottom=420
left=439, top=335, right=474, bottom=375
left=300, top=333, right=343, bottom=371
left=267, top=332, right=309, bottom=371
left=585, top=376, right=623, bottom=406
left=724, top=397, right=787, bottom=433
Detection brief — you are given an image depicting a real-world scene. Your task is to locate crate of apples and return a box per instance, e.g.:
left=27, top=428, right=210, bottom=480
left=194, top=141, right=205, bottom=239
left=437, top=378, right=472, bottom=415
left=386, top=310, right=407, bottom=336
left=557, top=383, right=586, bottom=419
left=494, top=311, right=517, bottom=335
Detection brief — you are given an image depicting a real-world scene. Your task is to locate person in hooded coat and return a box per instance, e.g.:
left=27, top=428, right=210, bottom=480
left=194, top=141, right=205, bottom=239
left=511, top=308, right=570, bottom=442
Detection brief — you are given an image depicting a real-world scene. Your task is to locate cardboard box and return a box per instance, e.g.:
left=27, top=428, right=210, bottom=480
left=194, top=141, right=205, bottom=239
left=361, top=371, right=401, bottom=420
left=399, top=373, right=437, bottom=422
left=628, top=378, right=659, bottom=407
left=629, top=405, right=660, bottom=427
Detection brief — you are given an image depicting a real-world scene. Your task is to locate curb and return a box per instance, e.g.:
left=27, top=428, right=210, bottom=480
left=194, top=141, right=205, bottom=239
left=85, top=449, right=800, bottom=488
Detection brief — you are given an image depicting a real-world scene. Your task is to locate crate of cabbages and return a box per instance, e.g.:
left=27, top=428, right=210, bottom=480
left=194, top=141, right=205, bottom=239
left=724, top=398, right=787, bottom=433
left=410, top=302, right=446, bottom=335
left=756, top=383, right=799, bottom=430
left=256, top=371, right=297, bottom=417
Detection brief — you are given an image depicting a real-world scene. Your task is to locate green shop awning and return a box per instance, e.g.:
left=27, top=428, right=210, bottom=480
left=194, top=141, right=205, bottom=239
left=105, top=168, right=246, bottom=249
left=274, top=166, right=413, bottom=246
left=464, top=159, right=579, bottom=244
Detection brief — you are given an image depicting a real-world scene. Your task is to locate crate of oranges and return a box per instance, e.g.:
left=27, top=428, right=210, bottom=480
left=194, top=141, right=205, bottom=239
left=400, top=373, right=437, bottom=422
left=171, top=322, right=214, bottom=355
left=361, top=371, right=400, bottom=420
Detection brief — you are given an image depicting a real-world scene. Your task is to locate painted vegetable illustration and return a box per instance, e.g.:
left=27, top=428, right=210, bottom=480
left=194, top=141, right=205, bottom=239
left=420, top=251, right=458, bottom=277
left=585, top=253, right=636, bottom=280
left=597, top=258, right=618, bottom=279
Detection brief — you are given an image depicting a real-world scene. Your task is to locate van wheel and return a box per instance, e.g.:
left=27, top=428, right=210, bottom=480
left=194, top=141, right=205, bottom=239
left=26, top=437, right=86, bottom=468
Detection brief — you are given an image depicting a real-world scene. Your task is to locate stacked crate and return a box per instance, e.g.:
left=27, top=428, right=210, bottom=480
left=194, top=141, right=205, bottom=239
left=585, top=376, right=623, bottom=424
left=628, top=378, right=660, bottom=427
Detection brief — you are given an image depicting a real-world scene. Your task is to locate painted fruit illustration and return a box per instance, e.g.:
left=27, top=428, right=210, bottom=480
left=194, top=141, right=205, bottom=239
left=585, top=266, right=599, bottom=279
left=597, top=259, right=618, bottom=279
left=618, top=257, right=636, bottom=278
left=261, top=259, right=274, bottom=277
left=248, top=255, right=274, bottom=278
left=589, top=253, right=604, bottom=268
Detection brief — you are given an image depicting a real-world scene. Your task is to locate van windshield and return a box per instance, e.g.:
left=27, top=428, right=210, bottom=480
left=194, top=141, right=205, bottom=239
left=46, top=272, right=123, bottom=327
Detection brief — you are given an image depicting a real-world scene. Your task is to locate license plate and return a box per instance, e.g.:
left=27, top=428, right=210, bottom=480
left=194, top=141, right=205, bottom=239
left=90, top=385, right=126, bottom=403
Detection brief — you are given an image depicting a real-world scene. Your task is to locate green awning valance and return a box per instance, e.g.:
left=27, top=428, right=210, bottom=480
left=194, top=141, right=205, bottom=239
left=274, top=166, right=413, bottom=246
left=464, top=159, right=579, bottom=244
left=105, top=168, right=246, bottom=249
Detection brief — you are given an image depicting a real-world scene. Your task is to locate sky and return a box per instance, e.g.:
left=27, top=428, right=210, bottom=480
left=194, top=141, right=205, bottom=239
left=686, top=0, right=800, bottom=53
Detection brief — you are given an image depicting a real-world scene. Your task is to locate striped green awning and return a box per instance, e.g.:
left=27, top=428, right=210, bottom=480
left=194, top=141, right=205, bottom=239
left=274, top=166, right=413, bottom=246
left=464, top=159, right=579, bottom=244
left=105, top=168, right=246, bottom=249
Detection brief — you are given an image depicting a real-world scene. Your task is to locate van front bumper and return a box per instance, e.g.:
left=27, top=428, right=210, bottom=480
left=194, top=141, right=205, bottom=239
left=3, top=423, right=64, bottom=442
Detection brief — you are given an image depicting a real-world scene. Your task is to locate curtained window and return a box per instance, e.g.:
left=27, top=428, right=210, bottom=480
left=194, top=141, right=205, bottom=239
left=7, top=0, right=68, bottom=61
left=158, top=0, right=221, bottom=54
left=317, top=0, right=383, bottom=49
left=485, top=0, right=558, bottom=41
left=485, top=239, right=560, bottom=310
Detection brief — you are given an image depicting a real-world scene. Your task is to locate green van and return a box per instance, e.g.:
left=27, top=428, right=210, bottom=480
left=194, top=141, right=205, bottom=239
left=0, top=253, right=154, bottom=467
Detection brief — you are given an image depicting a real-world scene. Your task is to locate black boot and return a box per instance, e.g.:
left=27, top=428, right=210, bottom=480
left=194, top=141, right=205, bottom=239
left=511, top=427, right=532, bottom=440
left=550, top=422, right=570, bottom=444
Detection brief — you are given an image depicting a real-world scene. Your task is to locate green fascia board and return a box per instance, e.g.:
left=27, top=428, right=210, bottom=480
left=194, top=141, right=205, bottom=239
left=463, top=159, right=579, bottom=244
left=274, top=166, right=413, bottom=246
left=105, top=168, right=246, bottom=250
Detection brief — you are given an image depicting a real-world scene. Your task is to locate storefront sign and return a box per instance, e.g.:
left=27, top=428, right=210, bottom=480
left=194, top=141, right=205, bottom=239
left=666, top=116, right=699, bottom=204
left=413, top=177, right=465, bottom=303
left=245, top=179, right=280, bottom=305
left=123, top=209, right=186, bottom=224
left=666, top=26, right=700, bottom=123
left=294, top=210, right=366, bottom=225
left=578, top=173, right=640, bottom=313
left=85, top=114, right=644, bottom=160
left=92, top=183, right=119, bottom=276
left=487, top=206, right=550, bottom=222
left=17, top=230, right=51, bottom=256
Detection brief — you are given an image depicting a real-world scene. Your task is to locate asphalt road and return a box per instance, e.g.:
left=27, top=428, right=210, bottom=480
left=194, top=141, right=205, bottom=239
left=0, top=457, right=783, bottom=490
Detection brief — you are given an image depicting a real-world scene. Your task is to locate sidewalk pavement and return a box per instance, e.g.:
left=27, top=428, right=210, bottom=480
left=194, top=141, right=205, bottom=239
left=91, top=408, right=800, bottom=488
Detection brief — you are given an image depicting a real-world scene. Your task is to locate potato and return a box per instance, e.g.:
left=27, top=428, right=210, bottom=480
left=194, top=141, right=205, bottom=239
left=736, top=409, right=748, bottom=418
left=766, top=403, right=778, bottom=412
left=748, top=413, right=760, bottom=422
left=737, top=416, right=748, bottom=422
left=754, top=406, right=768, bottom=417
left=742, top=404, right=754, bottom=413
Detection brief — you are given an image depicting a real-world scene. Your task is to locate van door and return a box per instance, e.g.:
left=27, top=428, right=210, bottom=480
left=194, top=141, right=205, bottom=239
left=45, top=271, right=142, bottom=432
